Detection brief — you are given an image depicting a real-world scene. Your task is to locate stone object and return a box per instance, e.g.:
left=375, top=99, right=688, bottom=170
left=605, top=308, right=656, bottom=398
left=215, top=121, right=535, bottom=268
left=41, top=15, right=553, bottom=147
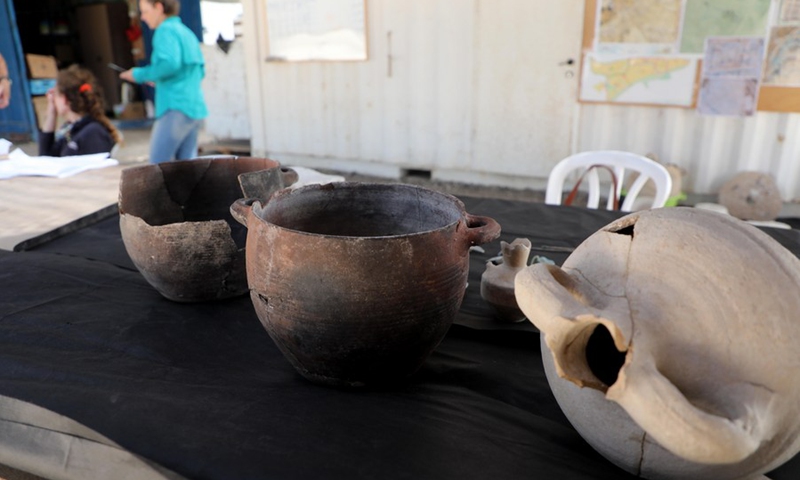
left=514, top=207, right=800, bottom=479
left=119, top=157, right=295, bottom=302
left=718, top=172, right=782, bottom=221
left=231, top=182, right=501, bottom=387
left=480, top=238, right=531, bottom=322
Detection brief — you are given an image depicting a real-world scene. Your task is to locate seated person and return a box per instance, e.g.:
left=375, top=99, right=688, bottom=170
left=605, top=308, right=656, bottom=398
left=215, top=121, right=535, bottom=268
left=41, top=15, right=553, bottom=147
left=39, top=65, right=120, bottom=157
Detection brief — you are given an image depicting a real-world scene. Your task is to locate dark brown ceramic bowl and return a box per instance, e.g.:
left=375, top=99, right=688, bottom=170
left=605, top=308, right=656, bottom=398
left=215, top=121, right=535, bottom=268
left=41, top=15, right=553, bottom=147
left=119, top=157, right=295, bottom=302
left=231, top=182, right=501, bottom=386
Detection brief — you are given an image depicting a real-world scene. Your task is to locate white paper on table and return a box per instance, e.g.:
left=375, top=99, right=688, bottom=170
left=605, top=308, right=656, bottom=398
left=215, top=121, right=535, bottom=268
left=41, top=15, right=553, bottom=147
left=287, top=165, right=345, bottom=189
left=0, top=149, right=118, bottom=180
left=0, top=139, right=12, bottom=156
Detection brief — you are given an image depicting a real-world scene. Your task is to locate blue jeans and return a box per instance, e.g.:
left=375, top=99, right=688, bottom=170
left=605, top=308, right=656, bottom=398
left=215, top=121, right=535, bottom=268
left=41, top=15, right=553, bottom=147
left=149, top=110, right=204, bottom=164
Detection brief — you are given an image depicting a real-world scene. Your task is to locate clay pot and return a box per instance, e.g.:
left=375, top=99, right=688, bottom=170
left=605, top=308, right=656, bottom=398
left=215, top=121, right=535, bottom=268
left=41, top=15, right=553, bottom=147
left=515, top=207, right=800, bottom=479
left=231, top=182, right=501, bottom=387
left=480, top=238, right=531, bottom=322
left=119, top=157, right=296, bottom=302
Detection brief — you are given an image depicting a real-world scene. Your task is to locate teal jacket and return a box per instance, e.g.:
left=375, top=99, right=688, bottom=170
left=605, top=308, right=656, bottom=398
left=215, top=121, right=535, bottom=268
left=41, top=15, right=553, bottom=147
left=133, top=16, right=208, bottom=120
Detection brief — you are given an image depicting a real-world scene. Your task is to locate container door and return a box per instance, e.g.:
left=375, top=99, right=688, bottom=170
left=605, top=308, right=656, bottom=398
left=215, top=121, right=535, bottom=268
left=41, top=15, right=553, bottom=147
left=468, top=0, right=585, bottom=178
left=367, top=0, right=585, bottom=179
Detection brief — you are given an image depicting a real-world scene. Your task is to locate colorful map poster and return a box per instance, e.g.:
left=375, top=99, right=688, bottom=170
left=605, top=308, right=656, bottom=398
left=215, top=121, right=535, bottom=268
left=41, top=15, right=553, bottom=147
left=579, top=53, right=698, bottom=106
left=763, top=26, right=800, bottom=85
left=680, top=0, right=772, bottom=54
left=595, top=0, right=683, bottom=54
left=265, top=0, right=367, bottom=61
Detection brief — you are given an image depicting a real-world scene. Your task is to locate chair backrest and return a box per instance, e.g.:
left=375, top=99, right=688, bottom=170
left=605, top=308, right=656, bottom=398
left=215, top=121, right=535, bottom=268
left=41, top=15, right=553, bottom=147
left=545, top=150, right=673, bottom=211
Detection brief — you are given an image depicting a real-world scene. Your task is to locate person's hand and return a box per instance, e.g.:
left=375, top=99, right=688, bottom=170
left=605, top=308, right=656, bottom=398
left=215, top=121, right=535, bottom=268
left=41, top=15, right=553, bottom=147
left=120, top=69, right=135, bottom=83
left=42, top=87, right=58, bottom=133
left=45, top=87, right=57, bottom=114
left=0, top=77, right=10, bottom=109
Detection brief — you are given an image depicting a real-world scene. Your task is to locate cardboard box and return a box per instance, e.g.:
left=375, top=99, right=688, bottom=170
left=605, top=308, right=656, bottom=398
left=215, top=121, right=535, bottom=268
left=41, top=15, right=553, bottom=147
left=31, top=96, right=49, bottom=130
left=26, top=54, right=58, bottom=79
left=117, top=101, right=146, bottom=120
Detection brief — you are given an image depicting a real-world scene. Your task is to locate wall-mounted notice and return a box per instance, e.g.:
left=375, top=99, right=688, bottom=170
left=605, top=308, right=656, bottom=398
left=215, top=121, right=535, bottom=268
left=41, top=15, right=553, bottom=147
left=780, top=0, right=800, bottom=24
left=763, top=26, right=800, bottom=86
left=595, top=0, right=683, bottom=55
left=265, top=0, right=367, bottom=61
left=680, top=0, right=771, bottom=53
left=697, top=37, right=764, bottom=116
left=703, top=36, right=765, bottom=78
left=580, top=52, right=698, bottom=106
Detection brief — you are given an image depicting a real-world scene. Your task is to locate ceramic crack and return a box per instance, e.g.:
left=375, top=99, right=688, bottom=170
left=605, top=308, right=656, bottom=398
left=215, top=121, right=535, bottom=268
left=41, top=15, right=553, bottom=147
left=636, top=431, right=647, bottom=477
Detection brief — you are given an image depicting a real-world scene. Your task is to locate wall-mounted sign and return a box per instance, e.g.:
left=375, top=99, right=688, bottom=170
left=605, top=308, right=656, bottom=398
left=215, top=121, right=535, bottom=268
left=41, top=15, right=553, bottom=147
left=265, top=0, right=368, bottom=62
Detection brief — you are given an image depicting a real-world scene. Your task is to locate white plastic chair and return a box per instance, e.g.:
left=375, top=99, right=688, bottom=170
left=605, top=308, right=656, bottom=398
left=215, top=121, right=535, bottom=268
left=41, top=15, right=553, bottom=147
left=545, top=150, right=673, bottom=211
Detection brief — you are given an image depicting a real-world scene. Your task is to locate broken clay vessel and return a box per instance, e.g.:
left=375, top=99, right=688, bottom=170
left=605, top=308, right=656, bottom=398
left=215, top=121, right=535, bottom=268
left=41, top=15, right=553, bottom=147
left=515, top=207, right=800, bottom=479
left=231, top=182, right=501, bottom=387
left=119, top=157, right=295, bottom=302
left=480, top=238, right=531, bottom=322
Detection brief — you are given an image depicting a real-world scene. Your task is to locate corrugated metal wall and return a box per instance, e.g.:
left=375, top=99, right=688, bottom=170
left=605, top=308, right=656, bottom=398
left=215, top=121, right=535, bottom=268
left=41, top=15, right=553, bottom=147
left=241, top=0, right=800, bottom=201
left=577, top=104, right=800, bottom=201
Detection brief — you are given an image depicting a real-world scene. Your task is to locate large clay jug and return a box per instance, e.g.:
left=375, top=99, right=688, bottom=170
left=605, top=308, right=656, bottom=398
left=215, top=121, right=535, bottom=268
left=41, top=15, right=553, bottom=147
left=515, top=207, right=800, bottom=479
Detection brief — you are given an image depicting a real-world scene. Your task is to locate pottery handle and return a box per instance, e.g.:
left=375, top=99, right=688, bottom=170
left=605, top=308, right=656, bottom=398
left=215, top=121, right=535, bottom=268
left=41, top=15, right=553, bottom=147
left=230, top=198, right=257, bottom=227
left=607, top=354, right=772, bottom=465
left=517, top=265, right=773, bottom=465
left=280, top=167, right=299, bottom=187
left=464, top=214, right=501, bottom=246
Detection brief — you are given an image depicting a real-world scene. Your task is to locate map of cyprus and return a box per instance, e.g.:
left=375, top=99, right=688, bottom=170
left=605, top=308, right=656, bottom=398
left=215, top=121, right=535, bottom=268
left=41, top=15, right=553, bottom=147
left=580, top=54, right=698, bottom=106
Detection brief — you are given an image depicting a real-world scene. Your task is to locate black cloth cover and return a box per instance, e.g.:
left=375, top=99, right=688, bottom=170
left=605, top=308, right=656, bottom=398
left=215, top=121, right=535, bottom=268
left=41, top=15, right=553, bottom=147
left=1, top=198, right=799, bottom=479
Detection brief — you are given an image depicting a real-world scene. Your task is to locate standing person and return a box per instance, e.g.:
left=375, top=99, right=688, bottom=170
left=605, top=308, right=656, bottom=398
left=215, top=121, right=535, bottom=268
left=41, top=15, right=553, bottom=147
left=120, top=0, right=207, bottom=163
left=39, top=65, right=119, bottom=157
left=0, top=52, right=11, bottom=109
